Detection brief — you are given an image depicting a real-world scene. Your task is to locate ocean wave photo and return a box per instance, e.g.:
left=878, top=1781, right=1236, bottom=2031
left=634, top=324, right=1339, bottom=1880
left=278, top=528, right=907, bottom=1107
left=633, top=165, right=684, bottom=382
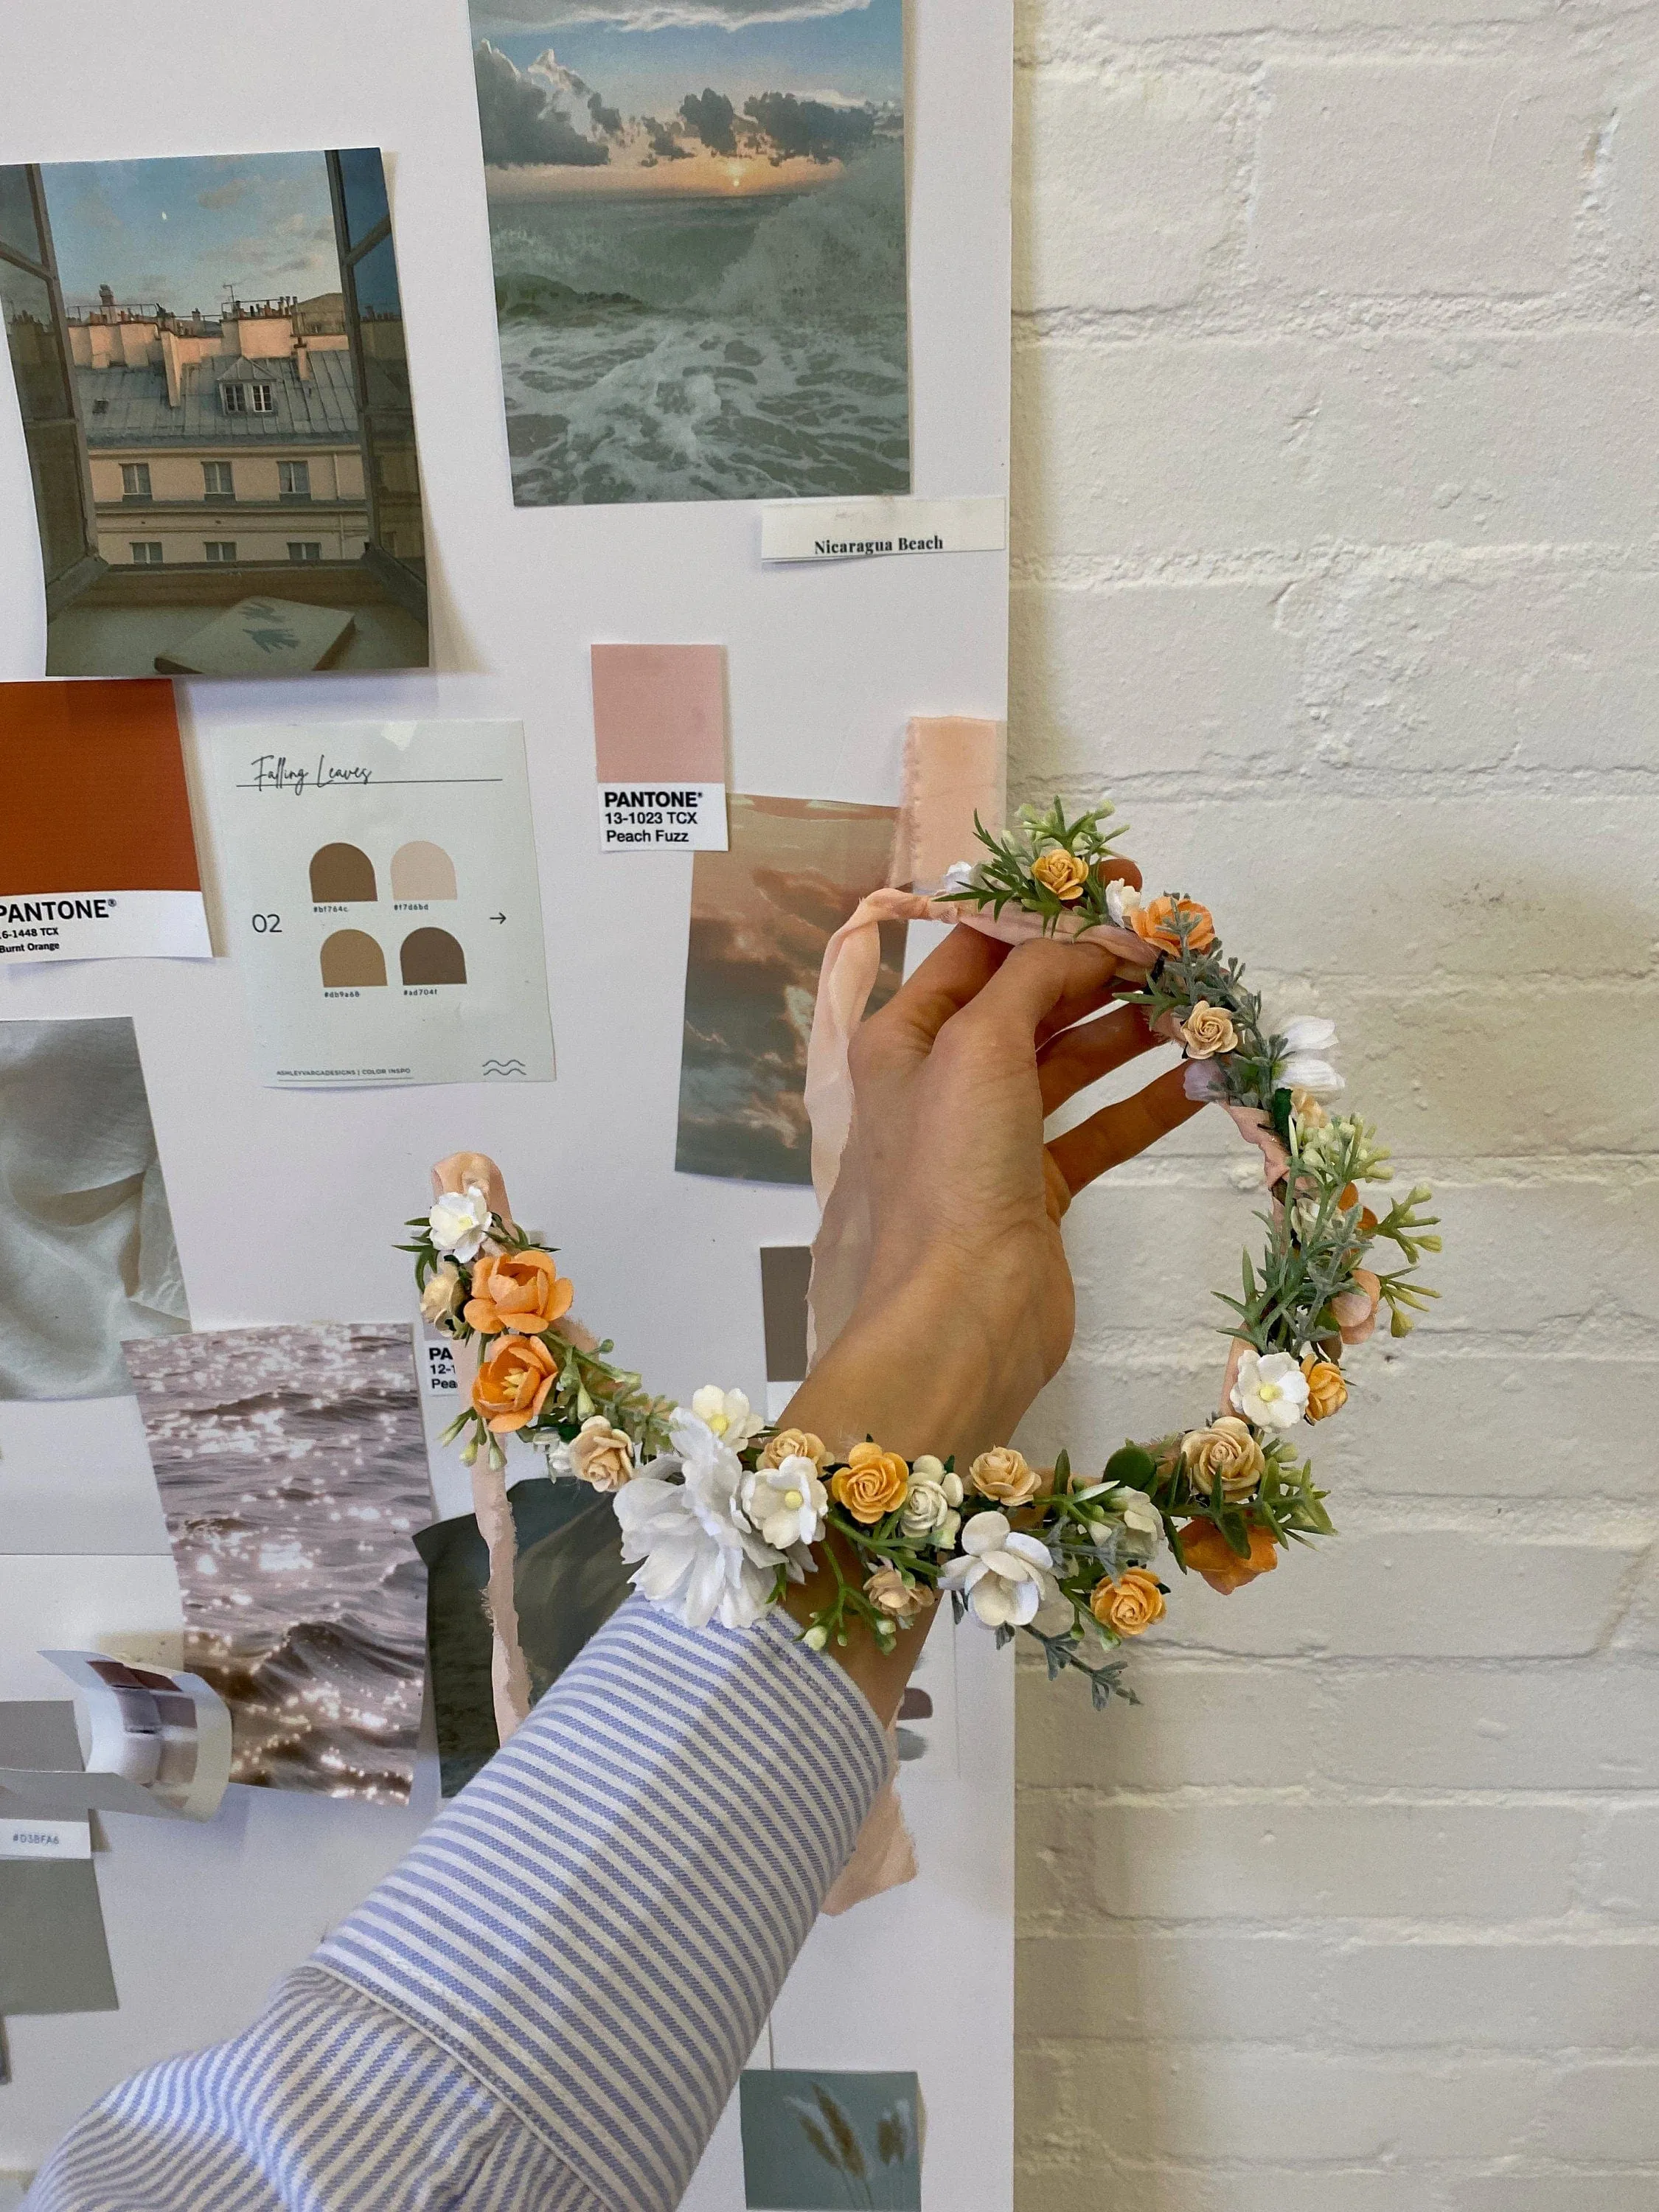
left=122, top=1323, right=432, bottom=1805
left=470, top=0, right=909, bottom=507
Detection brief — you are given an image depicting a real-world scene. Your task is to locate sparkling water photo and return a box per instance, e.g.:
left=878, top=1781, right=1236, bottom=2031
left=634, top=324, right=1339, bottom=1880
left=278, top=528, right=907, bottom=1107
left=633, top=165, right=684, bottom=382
left=123, top=1322, right=432, bottom=1805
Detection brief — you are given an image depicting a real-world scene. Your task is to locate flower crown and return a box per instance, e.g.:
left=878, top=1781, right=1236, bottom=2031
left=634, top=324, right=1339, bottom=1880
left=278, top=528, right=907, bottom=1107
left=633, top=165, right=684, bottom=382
left=405, top=796, right=1437, bottom=1708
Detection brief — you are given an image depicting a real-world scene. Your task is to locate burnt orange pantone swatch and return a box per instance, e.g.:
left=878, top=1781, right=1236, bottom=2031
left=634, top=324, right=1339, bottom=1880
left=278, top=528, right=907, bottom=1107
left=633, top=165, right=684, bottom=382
left=0, top=679, right=202, bottom=895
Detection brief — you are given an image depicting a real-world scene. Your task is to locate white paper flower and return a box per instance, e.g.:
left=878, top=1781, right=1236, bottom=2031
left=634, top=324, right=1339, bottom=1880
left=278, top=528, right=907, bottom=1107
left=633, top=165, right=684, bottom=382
left=1109, top=1486, right=1164, bottom=1545
left=688, top=1385, right=764, bottom=1448
left=428, top=1185, right=493, bottom=1262
left=900, top=1462, right=965, bottom=1545
left=1279, top=1017, right=1344, bottom=1099
left=1105, top=878, right=1146, bottom=927
left=1230, top=1350, right=1310, bottom=1431
left=942, top=860, right=979, bottom=891
left=941, top=1512, right=1059, bottom=1629
left=615, top=1413, right=785, bottom=1631
left=739, top=1455, right=827, bottom=1551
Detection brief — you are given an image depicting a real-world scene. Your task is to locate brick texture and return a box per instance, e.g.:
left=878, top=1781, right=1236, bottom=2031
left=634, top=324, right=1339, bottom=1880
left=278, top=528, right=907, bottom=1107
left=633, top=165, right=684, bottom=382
left=1011, top=0, right=1659, bottom=2203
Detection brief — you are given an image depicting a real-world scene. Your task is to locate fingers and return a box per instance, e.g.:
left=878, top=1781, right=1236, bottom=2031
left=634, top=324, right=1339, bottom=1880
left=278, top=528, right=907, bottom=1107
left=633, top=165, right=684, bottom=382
left=860, top=925, right=1009, bottom=1065
left=1045, top=1063, right=1206, bottom=1197
left=1037, top=1001, right=1165, bottom=1117
left=966, top=935, right=1133, bottom=1046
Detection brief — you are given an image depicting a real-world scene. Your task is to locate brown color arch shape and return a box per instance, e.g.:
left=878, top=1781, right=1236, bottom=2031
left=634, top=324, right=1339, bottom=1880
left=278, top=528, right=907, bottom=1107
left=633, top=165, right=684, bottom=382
left=310, top=844, right=378, bottom=903
left=320, top=931, right=387, bottom=988
left=390, top=841, right=457, bottom=901
left=400, top=928, right=466, bottom=986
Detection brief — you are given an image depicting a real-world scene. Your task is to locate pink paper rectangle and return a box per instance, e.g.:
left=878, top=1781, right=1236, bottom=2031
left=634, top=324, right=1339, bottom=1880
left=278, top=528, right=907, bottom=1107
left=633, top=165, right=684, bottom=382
left=591, top=645, right=727, bottom=782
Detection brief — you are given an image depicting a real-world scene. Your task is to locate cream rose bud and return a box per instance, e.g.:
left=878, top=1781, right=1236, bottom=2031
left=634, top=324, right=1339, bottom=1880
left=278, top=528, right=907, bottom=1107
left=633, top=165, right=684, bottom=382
left=568, top=1416, right=636, bottom=1493
left=739, top=1455, right=828, bottom=1551
left=1178, top=1416, right=1266, bottom=1500
left=420, top=1262, right=463, bottom=1326
left=428, top=1184, right=493, bottom=1262
left=1105, top=877, right=1145, bottom=928
left=1108, top=1486, right=1164, bottom=1542
left=900, top=1472, right=964, bottom=1542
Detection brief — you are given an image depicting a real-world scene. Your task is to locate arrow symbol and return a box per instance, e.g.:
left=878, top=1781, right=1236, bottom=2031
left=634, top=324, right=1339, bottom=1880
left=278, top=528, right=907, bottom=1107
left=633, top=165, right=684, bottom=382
left=490, top=911, right=507, bottom=924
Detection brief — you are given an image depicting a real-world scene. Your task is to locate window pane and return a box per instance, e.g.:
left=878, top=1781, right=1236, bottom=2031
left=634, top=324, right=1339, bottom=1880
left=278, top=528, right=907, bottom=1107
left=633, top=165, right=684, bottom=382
left=0, top=168, right=42, bottom=265
left=122, top=462, right=151, bottom=498
left=334, top=149, right=389, bottom=251
left=348, top=231, right=403, bottom=321
left=1, top=262, right=68, bottom=420
left=30, top=418, right=93, bottom=585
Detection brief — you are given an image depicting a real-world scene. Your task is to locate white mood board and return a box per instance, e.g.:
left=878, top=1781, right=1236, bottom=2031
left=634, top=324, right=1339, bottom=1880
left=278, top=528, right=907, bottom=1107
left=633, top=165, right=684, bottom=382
left=0, top=0, right=1015, bottom=2203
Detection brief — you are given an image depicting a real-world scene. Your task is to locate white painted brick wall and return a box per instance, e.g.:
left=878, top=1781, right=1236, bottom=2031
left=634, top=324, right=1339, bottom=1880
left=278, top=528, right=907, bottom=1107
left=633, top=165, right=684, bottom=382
left=1010, top=0, right=1659, bottom=2202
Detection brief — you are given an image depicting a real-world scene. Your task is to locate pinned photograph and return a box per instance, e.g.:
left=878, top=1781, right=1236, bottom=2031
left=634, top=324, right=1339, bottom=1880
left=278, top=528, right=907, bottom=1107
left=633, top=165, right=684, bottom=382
left=740, top=2070, right=923, bottom=2211
left=0, top=151, right=428, bottom=676
left=677, top=795, right=902, bottom=1183
left=123, top=1323, right=433, bottom=1805
left=0, top=1017, right=189, bottom=1401
left=469, top=0, right=909, bottom=506
left=416, top=1475, right=634, bottom=1796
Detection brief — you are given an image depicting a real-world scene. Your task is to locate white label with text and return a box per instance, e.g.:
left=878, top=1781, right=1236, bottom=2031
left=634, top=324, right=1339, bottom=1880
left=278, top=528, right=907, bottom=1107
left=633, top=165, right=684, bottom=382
left=761, top=495, right=1006, bottom=565
left=599, top=782, right=728, bottom=853
left=422, top=1341, right=459, bottom=1397
left=0, top=888, right=211, bottom=965
left=0, top=1815, right=92, bottom=1860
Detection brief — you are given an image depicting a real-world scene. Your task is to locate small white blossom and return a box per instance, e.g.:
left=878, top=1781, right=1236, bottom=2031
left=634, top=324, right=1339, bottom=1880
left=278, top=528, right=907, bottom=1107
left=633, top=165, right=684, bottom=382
left=739, top=1455, right=827, bottom=1551
left=687, top=1385, right=764, bottom=1448
left=614, top=1413, right=785, bottom=1631
left=428, top=1185, right=493, bottom=1262
left=942, top=860, right=979, bottom=892
left=1105, top=877, right=1146, bottom=928
left=1279, top=1017, right=1343, bottom=1099
left=1231, top=1350, right=1310, bottom=1432
left=941, top=1512, right=1060, bottom=1630
left=1109, top=1486, right=1164, bottom=1545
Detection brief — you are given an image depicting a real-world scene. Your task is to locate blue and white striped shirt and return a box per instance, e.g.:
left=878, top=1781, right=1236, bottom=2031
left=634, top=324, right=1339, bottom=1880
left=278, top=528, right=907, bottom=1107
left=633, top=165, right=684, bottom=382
left=26, top=1599, right=888, bottom=2212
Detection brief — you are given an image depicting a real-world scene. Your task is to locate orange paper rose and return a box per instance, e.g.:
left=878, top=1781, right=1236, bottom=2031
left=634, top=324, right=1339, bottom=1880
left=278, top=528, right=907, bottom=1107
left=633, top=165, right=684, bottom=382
left=1178, top=1518, right=1279, bottom=1596
left=1131, top=895, right=1217, bottom=957
left=831, top=1441, right=911, bottom=1525
left=472, top=1335, right=560, bottom=1433
left=1090, top=1568, right=1166, bottom=1637
left=1301, top=1358, right=1349, bottom=1421
left=464, top=1248, right=574, bottom=1338
left=1032, top=848, right=1089, bottom=903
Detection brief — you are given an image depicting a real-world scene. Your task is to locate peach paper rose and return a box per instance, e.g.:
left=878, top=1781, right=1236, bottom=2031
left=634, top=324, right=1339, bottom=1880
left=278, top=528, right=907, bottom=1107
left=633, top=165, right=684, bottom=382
left=1301, top=1358, right=1348, bottom=1421
left=831, top=1442, right=911, bottom=1525
left=472, top=1335, right=560, bottom=1434
left=968, top=1446, right=1043, bottom=1509
left=464, top=1249, right=574, bottom=1338
left=864, top=1565, right=935, bottom=1625
left=568, top=1415, right=636, bottom=1492
left=1090, top=1568, right=1166, bottom=1637
left=1180, top=1416, right=1265, bottom=1501
left=1032, top=848, right=1089, bottom=903
left=1178, top=1001, right=1238, bottom=1060
left=760, top=1427, right=830, bottom=1472
left=1179, top=1518, right=1279, bottom=1596
left=420, top=1262, right=462, bottom=1327
left=1132, top=895, right=1217, bottom=957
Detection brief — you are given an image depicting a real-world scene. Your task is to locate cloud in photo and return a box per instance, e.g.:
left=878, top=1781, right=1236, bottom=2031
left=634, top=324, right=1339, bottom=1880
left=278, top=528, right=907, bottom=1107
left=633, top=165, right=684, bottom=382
left=475, top=39, right=611, bottom=166
left=475, top=1, right=872, bottom=29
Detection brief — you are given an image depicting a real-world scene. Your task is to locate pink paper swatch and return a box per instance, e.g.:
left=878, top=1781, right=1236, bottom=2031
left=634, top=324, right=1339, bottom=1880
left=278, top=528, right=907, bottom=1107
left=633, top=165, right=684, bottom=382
left=591, top=644, right=727, bottom=782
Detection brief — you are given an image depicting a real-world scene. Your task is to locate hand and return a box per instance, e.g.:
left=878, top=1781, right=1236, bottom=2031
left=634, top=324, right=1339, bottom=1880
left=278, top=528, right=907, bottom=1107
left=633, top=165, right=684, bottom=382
left=782, top=905, right=1203, bottom=1472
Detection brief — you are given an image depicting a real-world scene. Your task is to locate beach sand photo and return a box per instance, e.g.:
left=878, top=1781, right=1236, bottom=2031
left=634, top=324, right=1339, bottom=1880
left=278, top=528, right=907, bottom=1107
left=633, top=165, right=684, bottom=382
left=0, top=150, right=428, bottom=675
left=676, top=794, right=902, bottom=1184
left=470, top=0, right=908, bottom=505
left=123, top=1323, right=433, bottom=1805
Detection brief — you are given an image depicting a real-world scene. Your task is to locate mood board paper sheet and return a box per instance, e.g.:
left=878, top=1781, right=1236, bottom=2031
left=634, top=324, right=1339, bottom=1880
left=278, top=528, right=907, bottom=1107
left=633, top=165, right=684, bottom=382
left=208, top=719, right=555, bottom=1088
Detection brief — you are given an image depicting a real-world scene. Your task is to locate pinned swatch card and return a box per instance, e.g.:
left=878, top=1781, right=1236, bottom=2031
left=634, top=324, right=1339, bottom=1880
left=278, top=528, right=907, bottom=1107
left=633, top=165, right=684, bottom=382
left=206, top=720, right=555, bottom=1088
left=592, top=644, right=728, bottom=854
left=0, top=681, right=209, bottom=965
left=0, top=1703, right=118, bottom=2018
left=739, top=2071, right=923, bottom=2211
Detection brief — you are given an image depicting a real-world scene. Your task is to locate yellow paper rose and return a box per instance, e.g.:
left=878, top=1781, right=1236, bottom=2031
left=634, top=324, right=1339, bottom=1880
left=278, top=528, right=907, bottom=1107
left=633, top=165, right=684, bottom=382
left=1089, top=1568, right=1166, bottom=1637
left=1032, top=848, right=1089, bottom=902
left=967, top=1446, right=1043, bottom=1509
left=1301, top=1358, right=1349, bottom=1421
left=830, top=1441, right=911, bottom=1525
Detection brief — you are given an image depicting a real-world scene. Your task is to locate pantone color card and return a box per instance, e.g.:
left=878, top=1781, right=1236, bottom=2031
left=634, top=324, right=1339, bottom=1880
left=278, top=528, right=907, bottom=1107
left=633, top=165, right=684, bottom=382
left=208, top=720, right=555, bottom=1088
left=0, top=681, right=210, bottom=965
left=591, top=644, right=728, bottom=853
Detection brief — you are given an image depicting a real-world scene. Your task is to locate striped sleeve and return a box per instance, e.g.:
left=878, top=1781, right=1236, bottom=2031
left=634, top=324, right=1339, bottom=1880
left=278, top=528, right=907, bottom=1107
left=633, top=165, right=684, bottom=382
left=26, top=1598, right=889, bottom=2212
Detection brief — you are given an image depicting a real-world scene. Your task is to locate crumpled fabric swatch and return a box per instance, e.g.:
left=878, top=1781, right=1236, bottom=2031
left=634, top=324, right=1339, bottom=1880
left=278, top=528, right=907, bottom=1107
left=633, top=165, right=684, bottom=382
left=0, top=1018, right=189, bottom=1401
